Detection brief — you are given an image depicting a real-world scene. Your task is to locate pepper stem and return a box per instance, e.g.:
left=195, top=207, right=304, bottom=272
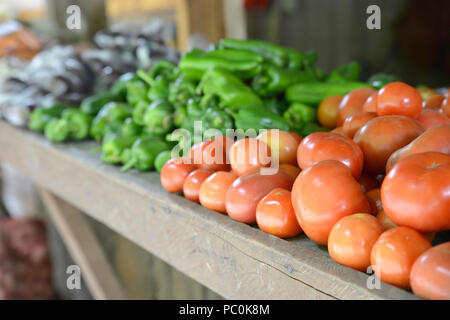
left=121, top=158, right=137, bottom=172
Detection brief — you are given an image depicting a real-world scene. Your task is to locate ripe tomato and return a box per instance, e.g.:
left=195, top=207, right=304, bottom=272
left=229, top=138, right=271, bottom=176
left=225, top=171, right=292, bottom=224
left=386, top=124, right=450, bottom=172
left=289, top=132, right=303, bottom=144
left=358, top=173, right=379, bottom=193
left=338, top=88, right=376, bottom=126
left=257, top=129, right=300, bottom=165
left=256, top=188, right=302, bottom=238
left=183, top=168, right=214, bottom=202
left=297, top=132, right=364, bottom=179
left=366, top=188, right=383, bottom=215
left=423, top=94, right=445, bottom=109
left=342, top=112, right=377, bottom=138
left=328, top=213, right=384, bottom=271
left=200, top=136, right=233, bottom=171
left=199, top=171, right=237, bottom=214
left=331, top=126, right=347, bottom=136
left=377, top=82, right=422, bottom=118
left=362, top=92, right=378, bottom=113
left=410, top=242, right=450, bottom=300
left=416, top=109, right=450, bottom=130
left=160, top=158, right=196, bottom=193
left=441, top=96, right=450, bottom=117
left=279, top=164, right=301, bottom=182
left=376, top=210, right=397, bottom=230
left=381, top=152, right=450, bottom=233
left=370, top=227, right=431, bottom=289
left=318, top=95, right=343, bottom=129
left=291, top=160, right=371, bottom=245
left=353, top=115, right=424, bottom=174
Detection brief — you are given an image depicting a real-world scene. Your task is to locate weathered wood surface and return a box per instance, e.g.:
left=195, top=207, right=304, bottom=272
left=0, top=122, right=417, bottom=300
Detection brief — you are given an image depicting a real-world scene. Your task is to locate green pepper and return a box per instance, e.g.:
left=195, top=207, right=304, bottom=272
left=101, top=136, right=138, bottom=165
left=179, top=48, right=263, bottom=81
left=121, top=117, right=143, bottom=137
left=285, top=81, right=371, bottom=105
left=149, top=60, right=177, bottom=81
left=297, top=122, right=328, bottom=137
left=201, top=107, right=234, bottom=136
left=80, top=92, right=121, bottom=116
left=126, top=78, right=148, bottom=106
left=252, top=65, right=317, bottom=97
left=143, top=99, right=174, bottom=135
left=90, top=116, right=107, bottom=141
left=154, top=150, right=172, bottom=173
left=368, top=73, right=401, bottom=89
left=44, top=118, right=71, bottom=142
left=263, top=98, right=289, bottom=116
left=97, top=102, right=133, bottom=123
left=168, top=74, right=197, bottom=108
left=109, top=72, right=135, bottom=101
left=327, top=61, right=361, bottom=83
left=147, top=76, right=170, bottom=101
left=132, top=99, right=151, bottom=126
left=28, top=105, right=67, bottom=131
left=283, top=103, right=317, bottom=132
left=122, top=136, right=170, bottom=172
left=61, top=109, right=93, bottom=140
left=198, top=69, right=263, bottom=112
left=234, top=106, right=290, bottom=132
left=120, top=148, right=133, bottom=165
left=173, top=105, right=187, bottom=128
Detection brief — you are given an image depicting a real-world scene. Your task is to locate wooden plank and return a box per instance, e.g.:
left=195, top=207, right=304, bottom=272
left=38, top=188, right=126, bottom=300
left=223, top=0, right=247, bottom=39
left=0, top=122, right=417, bottom=299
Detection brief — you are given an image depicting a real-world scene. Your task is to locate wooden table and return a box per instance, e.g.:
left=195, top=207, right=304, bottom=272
left=0, top=121, right=417, bottom=300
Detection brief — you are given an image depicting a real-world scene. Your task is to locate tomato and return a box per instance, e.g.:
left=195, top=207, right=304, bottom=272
left=441, top=96, right=450, bottom=117
left=423, top=94, right=445, bottom=109
left=410, top=242, right=450, bottom=300
left=376, top=210, right=397, bottom=230
left=338, top=88, right=376, bottom=126
left=358, top=173, right=379, bottom=193
left=318, top=95, right=343, bottom=129
left=416, top=109, right=450, bottom=130
left=297, top=132, right=364, bottom=179
left=289, top=132, right=303, bottom=144
left=381, top=152, right=450, bottom=233
left=229, top=138, right=271, bottom=176
left=256, top=188, right=302, bottom=238
left=183, top=168, right=214, bottom=202
left=291, top=160, right=371, bottom=245
left=366, top=188, right=383, bottom=215
left=279, top=164, right=301, bottom=182
left=200, top=136, right=233, bottom=171
left=362, top=92, right=378, bottom=113
left=199, top=171, right=237, bottom=214
left=377, top=82, right=422, bottom=118
left=328, top=213, right=384, bottom=271
left=386, top=124, right=450, bottom=172
left=418, top=88, right=438, bottom=100
left=331, top=126, right=347, bottom=136
left=370, top=227, right=431, bottom=289
left=342, top=112, right=377, bottom=138
left=160, top=158, right=196, bottom=193
left=257, top=129, right=300, bottom=165
left=353, top=115, right=424, bottom=174
left=225, top=171, right=292, bottom=224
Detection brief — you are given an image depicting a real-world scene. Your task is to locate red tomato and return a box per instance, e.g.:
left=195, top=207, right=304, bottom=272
left=358, top=173, right=379, bottom=193
left=257, top=129, right=300, bottom=165
left=229, top=138, right=271, bottom=176
left=416, top=109, right=450, bottom=130
left=353, top=115, right=424, bottom=174
left=338, top=88, right=376, bottom=126
left=366, top=188, right=383, bottom=215
left=377, top=82, right=422, bottom=118
left=376, top=210, right=397, bottom=230
left=160, top=158, right=196, bottom=193
left=441, top=96, right=450, bottom=117
left=328, top=214, right=384, bottom=271
left=362, top=92, right=378, bottom=113
left=410, top=242, right=450, bottom=300
left=200, top=136, right=233, bottom=171
left=279, top=164, right=301, bottom=182
left=225, top=171, right=292, bottom=224
left=256, top=188, right=302, bottom=238
left=381, top=152, right=450, bottom=233
left=342, top=112, right=377, bottom=138
left=331, top=126, right=347, bottom=136
left=183, top=168, right=214, bottom=203
left=199, top=171, right=237, bottom=214
left=370, top=227, right=431, bottom=289
left=297, top=132, right=364, bottom=179
left=423, top=94, right=445, bottom=109
left=318, top=95, right=343, bottom=129
left=291, top=160, right=371, bottom=245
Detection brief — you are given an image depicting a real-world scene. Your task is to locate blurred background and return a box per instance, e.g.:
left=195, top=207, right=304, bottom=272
left=0, top=0, right=448, bottom=300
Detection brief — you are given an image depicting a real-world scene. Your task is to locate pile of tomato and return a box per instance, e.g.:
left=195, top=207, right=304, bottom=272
left=160, top=82, right=450, bottom=300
